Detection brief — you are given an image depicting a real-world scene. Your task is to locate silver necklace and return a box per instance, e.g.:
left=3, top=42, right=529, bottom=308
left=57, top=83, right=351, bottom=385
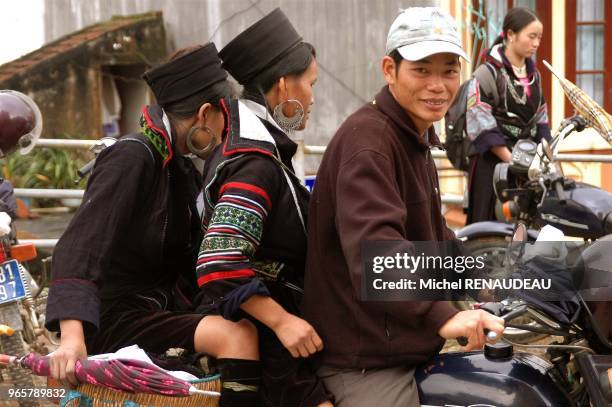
left=512, top=64, right=527, bottom=76
left=501, top=67, right=528, bottom=105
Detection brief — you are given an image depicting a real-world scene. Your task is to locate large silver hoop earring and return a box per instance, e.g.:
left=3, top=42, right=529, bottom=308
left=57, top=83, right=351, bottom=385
left=186, top=126, right=216, bottom=157
left=272, top=99, right=304, bottom=133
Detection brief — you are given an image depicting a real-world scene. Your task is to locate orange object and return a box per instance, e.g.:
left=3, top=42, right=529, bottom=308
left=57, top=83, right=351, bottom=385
left=15, top=198, right=31, bottom=219
left=502, top=202, right=514, bottom=221
left=10, top=243, right=37, bottom=262
left=0, top=324, right=15, bottom=336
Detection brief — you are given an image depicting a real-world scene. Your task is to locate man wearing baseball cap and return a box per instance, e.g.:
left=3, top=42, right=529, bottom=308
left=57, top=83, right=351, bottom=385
left=303, top=7, right=504, bottom=406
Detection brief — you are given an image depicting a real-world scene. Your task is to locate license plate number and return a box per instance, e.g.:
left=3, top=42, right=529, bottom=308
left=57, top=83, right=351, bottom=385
left=0, top=260, right=26, bottom=304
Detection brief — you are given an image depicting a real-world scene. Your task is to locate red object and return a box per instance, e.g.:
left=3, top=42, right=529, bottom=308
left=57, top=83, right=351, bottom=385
left=20, top=353, right=195, bottom=396
left=10, top=243, right=37, bottom=262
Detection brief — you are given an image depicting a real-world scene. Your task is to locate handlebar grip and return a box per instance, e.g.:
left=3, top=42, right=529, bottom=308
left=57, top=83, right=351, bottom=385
left=77, top=159, right=96, bottom=179
left=455, top=303, right=528, bottom=345
left=570, top=116, right=587, bottom=132
left=457, top=329, right=497, bottom=346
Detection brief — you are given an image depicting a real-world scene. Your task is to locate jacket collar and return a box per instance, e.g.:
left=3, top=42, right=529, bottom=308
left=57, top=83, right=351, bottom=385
left=140, top=104, right=174, bottom=167
left=373, top=86, right=441, bottom=151
left=222, top=98, right=297, bottom=166
left=485, top=44, right=537, bottom=79
left=240, top=99, right=284, bottom=133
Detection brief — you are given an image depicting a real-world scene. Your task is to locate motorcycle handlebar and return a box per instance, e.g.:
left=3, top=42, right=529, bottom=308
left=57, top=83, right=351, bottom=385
left=456, top=330, right=497, bottom=346
left=75, top=136, right=117, bottom=183
left=455, top=304, right=528, bottom=346
left=569, top=115, right=587, bottom=132
left=76, top=158, right=96, bottom=181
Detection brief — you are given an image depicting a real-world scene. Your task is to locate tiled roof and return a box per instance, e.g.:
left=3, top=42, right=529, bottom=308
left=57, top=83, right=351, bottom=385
left=0, top=11, right=162, bottom=83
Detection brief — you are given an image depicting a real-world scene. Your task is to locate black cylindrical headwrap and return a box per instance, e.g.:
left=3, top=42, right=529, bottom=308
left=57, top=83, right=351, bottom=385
left=219, top=8, right=302, bottom=85
left=142, top=43, right=228, bottom=108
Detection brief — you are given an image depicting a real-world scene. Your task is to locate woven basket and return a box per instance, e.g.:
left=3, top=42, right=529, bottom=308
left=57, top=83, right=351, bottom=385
left=61, top=374, right=221, bottom=407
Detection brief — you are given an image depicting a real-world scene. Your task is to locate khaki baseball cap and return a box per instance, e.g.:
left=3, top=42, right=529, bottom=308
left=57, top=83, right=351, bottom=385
left=386, top=7, right=469, bottom=62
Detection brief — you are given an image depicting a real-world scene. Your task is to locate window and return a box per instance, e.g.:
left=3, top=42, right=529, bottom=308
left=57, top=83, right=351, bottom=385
left=566, top=0, right=611, bottom=113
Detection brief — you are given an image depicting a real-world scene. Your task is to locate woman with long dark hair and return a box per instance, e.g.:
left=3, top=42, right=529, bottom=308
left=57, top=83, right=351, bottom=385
left=194, top=8, right=332, bottom=407
left=466, top=7, right=551, bottom=223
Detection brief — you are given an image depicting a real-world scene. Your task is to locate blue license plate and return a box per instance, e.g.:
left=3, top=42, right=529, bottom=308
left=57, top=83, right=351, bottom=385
left=0, top=260, right=26, bottom=305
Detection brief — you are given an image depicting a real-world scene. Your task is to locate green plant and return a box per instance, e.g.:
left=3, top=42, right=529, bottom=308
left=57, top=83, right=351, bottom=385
left=0, top=146, right=89, bottom=207
left=2, top=148, right=87, bottom=189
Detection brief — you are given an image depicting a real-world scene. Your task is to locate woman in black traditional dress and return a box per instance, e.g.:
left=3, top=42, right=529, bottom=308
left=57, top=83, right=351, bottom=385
left=46, top=44, right=261, bottom=407
left=195, top=8, right=332, bottom=407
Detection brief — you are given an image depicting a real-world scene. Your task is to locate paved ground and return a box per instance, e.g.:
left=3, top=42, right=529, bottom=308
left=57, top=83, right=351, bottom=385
left=14, top=212, right=74, bottom=241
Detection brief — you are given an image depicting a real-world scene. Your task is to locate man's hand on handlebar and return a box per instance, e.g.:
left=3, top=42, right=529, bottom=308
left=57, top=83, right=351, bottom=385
left=438, top=310, right=505, bottom=351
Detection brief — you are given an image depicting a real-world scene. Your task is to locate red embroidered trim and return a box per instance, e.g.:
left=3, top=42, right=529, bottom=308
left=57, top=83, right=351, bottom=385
left=219, top=182, right=272, bottom=209
left=224, top=145, right=275, bottom=158
left=197, top=269, right=255, bottom=286
left=220, top=99, right=230, bottom=141
left=142, top=106, right=173, bottom=167
left=221, top=99, right=275, bottom=158
left=52, top=278, right=97, bottom=287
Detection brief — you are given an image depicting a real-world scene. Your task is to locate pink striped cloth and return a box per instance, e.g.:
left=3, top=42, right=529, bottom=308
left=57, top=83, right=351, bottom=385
left=22, top=352, right=193, bottom=396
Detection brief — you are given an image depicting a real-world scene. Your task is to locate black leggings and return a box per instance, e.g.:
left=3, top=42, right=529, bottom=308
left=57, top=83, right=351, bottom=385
left=87, top=290, right=204, bottom=354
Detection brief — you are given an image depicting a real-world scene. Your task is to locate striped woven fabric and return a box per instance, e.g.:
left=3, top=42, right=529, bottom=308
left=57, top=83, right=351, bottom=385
left=196, top=182, right=272, bottom=288
left=61, top=375, right=221, bottom=407
left=544, top=60, right=612, bottom=143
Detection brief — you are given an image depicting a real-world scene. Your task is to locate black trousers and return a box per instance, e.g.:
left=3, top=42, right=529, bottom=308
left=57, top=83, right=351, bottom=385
left=466, top=152, right=500, bottom=225
left=256, top=322, right=330, bottom=407
left=87, top=289, right=204, bottom=354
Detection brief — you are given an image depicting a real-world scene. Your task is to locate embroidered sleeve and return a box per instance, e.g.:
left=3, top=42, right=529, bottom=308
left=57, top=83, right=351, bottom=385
left=196, top=157, right=278, bottom=320
left=467, top=78, right=506, bottom=155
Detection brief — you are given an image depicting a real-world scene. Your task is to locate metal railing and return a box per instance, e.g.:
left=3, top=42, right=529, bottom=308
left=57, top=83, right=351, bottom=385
left=429, top=150, right=612, bottom=163
left=17, top=139, right=612, bottom=248
left=306, top=144, right=612, bottom=163
left=15, top=188, right=84, bottom=199
left=37, top=139, right=97, bottom=149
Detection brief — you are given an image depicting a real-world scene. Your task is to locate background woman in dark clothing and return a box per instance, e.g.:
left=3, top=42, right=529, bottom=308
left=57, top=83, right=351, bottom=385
left=465, top=7, right=551, bottom=224
left=46, top=44, right=262, bottom=407
left=195, top=8, right=332, bottom=407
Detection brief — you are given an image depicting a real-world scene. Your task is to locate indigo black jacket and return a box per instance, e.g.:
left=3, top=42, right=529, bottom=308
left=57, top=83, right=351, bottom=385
left=46, top=105, right=202, bottom=337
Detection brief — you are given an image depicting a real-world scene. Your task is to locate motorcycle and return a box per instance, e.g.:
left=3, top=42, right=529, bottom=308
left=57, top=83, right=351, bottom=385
left=452, top=114, right=612, bottom=342
left=0, top=213, right=48, bottom=406
left=416, top=223, right=612, bottom=407
left=456, top=58, right=612, bottom=318
left=457, top=114, right=612, bottom=243
left=75, top=135, right=118, bottom=181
